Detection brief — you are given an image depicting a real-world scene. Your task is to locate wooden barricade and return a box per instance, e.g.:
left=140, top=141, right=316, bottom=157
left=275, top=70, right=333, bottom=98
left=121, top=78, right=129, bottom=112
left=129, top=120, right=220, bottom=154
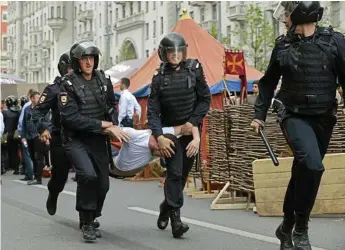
left=253, top=153, right=345, bottom=216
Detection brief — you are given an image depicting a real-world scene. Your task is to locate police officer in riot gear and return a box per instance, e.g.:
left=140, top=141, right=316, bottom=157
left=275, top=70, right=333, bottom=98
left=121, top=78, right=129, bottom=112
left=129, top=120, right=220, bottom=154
left=148, top=32, right=211, bottom=238
left=19, top=96, right=28, bottom=108
left=251, top=2, right=345, bottom=250
left=58, top=39, right=129, bottom=242
left=32, top=51, right=74, bottom=216
left=2, top=95, right=21, bottom=174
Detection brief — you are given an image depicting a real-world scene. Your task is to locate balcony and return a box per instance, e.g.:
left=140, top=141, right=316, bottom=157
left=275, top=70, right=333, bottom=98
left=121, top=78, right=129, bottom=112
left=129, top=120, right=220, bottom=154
left=114, top=12, right=145, bottom=33
left=116, top=1, right=126, bottom=5
left=20, top=66, right=28, bottom=73
left=228, top=4, right=247, bottom=21
left=42, top=49, right=50, bottom=59
left=29, top=62, right=42, bottom=71
left=42, top=40, right=52, bottom=49
left=47, top=17, right=66, bottom=30
left=21, top=49, right=29, bottom=56
left=30, top=26, right=42, bottom=34
left=189, top=1, right=207, bottom=7
left=78, top=10, right=93, bottom=22
left=201, top=20, right=217, bottom=31
left=81, top=31, right=94, bottom=40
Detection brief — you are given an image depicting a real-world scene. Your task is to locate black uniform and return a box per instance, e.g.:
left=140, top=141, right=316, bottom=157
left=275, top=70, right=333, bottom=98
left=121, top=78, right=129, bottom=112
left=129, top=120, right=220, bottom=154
left=58, top=70, right=116, bottom=227
left=32, top=76, right=72, bottom=196
left=148, top=57, right=210, bottom=238
left=2, top=97, right=20, bottom=173
left=254, top=7, right=345, bottom=249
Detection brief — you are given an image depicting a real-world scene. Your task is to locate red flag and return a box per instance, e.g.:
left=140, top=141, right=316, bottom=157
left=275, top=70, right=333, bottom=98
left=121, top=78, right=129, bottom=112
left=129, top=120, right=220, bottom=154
left=223, top=50, right=248, bottom=104
left=224, top=50, right=246, bottom=76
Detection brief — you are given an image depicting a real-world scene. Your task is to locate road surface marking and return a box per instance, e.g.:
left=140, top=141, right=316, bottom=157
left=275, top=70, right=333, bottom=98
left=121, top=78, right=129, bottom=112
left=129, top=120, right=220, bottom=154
left=128, top=206, right=326, bottom=250
left=13, top=180, right=76, bottom=196
left=13, top=180, right=327, bottom=250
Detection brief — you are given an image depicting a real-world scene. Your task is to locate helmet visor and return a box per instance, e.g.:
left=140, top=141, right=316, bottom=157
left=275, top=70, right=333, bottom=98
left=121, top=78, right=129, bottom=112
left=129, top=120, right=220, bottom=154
left=273, top=1, right=299, bottom=22
left=72, top=41, right=101, bottom=59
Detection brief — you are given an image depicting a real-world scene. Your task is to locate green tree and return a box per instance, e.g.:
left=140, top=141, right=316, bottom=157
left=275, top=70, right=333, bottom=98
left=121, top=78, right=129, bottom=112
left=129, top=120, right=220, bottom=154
left=231, top=4, right=275, bottom=72
left=208, top=23, right=230, bottom=46
left=119, top=40, right=137, bottom=62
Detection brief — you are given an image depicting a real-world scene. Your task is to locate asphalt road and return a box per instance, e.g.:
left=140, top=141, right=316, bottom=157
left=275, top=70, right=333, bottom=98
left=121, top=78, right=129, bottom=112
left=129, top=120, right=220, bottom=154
left=1, top=173, right=344, bottom=250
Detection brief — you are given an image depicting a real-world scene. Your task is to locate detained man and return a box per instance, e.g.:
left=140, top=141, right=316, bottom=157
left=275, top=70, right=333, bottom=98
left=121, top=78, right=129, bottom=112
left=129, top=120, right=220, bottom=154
left=109, top=125, right=200, bottom=177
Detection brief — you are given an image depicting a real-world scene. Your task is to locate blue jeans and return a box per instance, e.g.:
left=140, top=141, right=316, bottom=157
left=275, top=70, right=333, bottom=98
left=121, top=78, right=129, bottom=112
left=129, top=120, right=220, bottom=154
left=22, top=143, right=33, bottom=179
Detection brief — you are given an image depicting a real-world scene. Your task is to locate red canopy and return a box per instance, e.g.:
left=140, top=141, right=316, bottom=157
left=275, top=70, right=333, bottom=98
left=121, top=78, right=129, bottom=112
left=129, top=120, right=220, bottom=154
left=114, top=12, right=263, bottom=93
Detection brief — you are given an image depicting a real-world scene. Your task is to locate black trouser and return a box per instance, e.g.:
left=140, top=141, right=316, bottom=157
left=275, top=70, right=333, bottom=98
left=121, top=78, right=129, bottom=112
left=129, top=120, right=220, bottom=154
left=280, top=112, right=336, bottom=217
left=27, top=137, right=46, bottom=181
left=47, top=133, right=72, bottom=194
left=7, top=135, right=20, bottom=172
left=120, top=116, right=133, bottom=128
left=63, top=135, right=109, bottom=219
left=164, top=135, right=195, bottom=209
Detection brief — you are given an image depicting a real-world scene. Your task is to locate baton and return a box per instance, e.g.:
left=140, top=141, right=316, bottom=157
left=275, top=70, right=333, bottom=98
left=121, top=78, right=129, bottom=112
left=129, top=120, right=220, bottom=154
left=258, top=128, right=279, bottom=166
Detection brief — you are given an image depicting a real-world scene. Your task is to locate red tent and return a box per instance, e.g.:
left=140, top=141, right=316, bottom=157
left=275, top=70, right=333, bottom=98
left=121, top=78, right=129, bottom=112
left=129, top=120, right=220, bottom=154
left=114, top=11, right=263, bottom=123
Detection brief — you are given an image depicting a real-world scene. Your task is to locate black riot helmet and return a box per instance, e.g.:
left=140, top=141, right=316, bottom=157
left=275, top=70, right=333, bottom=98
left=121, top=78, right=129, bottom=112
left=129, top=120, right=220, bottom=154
left=70, top=39, right=101, bottom=72
left=158, top=32, right=188, bottom=64
left=273, top=1, right=323, bottom=25
left=5, top=95, right=19, bottom=111
left=19, top=96, right=28, bottom=107
left=58, top=51, right=72, bottom=76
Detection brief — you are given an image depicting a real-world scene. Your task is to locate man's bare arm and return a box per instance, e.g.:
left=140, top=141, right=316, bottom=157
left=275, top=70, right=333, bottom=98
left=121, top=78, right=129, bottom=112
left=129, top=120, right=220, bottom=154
left=172, top=125, right=199, bottom=139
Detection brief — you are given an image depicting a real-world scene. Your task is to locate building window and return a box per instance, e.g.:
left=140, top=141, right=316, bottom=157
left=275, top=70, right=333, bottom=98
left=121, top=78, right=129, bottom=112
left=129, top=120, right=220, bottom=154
left=74, top=7, right=77, bottom=18
left=99, top=13, right=102, bottom=28
left=130, top=2, right=133, bottom=15
left=57, top=6, right=61, bottom=18
left=2, top=12, right=8, bottom=21
left=145, top=23, right=149, bottom=40
left=34, top=53, right=37, bottom=63
left=44, top=13, right=46, bottom=24
left=161, top=1, right=163, bottom=6
left=109, top=10, right=112, bottom=25
left=212, top=4, right=217, bottom=20
left=200, top=8, right=205, bottom=22
left=160, top=17, right=163, bottom=34
left=145, top=2, right=149, bottom=13
left=122, top=6, right=125, bottom=18
left=2, top=37, right=7, bottom=51
left=153, top=20, right=156, bottom=38
left=50, top=6, right=54, bottom=18
left=189, top=11, right=194, bottom=19
left=116, top=8, right=118, bottom=20
left=153, top=1, right=156, bottom=10
left=146, top=49, right=149, bottom=58
left=79, top=24, right=82, bottom=34
left=138, top=2, right=141, bottom=13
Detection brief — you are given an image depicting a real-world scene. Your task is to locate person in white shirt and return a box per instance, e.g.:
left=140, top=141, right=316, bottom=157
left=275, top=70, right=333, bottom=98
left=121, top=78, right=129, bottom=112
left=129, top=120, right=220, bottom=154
left=118, top=78, right=141, bottom=127
left=0, top=112, right=4, bottom=137
left=110, top=125, right=200, bottom=177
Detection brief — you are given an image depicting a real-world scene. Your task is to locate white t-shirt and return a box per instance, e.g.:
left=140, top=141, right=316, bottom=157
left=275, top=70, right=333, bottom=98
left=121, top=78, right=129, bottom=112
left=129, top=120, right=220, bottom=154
left=114, top=127, right=175, bottom=171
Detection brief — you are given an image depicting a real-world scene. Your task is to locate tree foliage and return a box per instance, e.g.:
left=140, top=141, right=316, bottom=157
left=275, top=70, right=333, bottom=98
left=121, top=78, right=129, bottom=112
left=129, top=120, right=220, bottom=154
left=119, top=40, right=137, bottom=62
left=231, top=4, right=275, bottom=72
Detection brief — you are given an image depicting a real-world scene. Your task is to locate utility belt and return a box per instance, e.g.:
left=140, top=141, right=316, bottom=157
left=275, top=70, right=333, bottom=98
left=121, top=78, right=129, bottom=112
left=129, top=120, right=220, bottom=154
left=272, top=98, right=338, bottom=124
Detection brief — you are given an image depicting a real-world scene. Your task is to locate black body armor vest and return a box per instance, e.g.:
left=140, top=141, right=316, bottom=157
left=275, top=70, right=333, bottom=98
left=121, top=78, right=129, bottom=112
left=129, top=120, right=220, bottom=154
left=158, top=59, right=198, bottom=126
left=278, top=27, right=337, bottom=115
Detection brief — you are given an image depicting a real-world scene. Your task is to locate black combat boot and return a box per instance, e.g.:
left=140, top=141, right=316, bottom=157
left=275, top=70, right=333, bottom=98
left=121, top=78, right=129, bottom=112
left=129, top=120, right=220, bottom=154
left=157, top=201, right=170, bottom=230
left=292, top=214, right=312, bottom=250
left=275, top=215, right=295, bottom=250
left=46, top=192, right=58, bottom=215
left=79, top=218, right=101, bottom=238
left=170, top=209, right=189, bottom=238
left=80, top=212, right=97, bottom=242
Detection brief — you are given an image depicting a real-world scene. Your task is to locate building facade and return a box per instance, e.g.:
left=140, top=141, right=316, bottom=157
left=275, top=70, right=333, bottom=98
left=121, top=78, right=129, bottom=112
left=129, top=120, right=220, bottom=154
left=1, top=1, right=8, bottom=73
left=6, top=1, right=345, bottom=84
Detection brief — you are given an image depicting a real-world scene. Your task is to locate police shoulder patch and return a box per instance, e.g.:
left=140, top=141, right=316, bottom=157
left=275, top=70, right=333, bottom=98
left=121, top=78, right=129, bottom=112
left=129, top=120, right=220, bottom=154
left=275, top=34, right=285, bottom=42
left=67, top=80, right=73, bottom=86
left=60, top=92, right=68, bottom=106
left=39, top=93, right=47, bottom=103
left=154, top=70, right=159, bottom=76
